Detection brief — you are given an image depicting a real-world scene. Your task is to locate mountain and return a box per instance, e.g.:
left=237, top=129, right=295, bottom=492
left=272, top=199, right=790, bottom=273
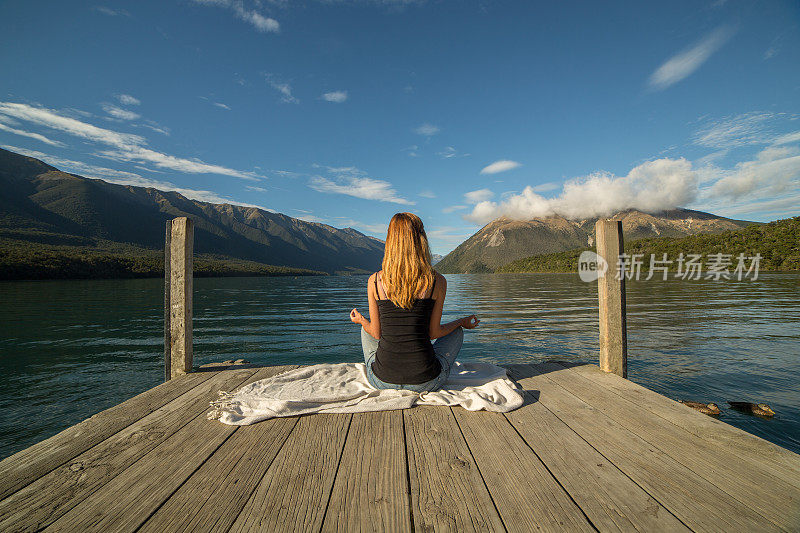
left=431, top=253, right=444, bottom=265
left=500, top=216, right=800, bottom=273
left=0, top=148, right=384, bottom=274
left=436, top=209, right=754, bottom=273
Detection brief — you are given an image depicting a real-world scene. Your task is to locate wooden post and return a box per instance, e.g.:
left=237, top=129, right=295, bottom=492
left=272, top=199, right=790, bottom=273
left=164, top=221, right=172, bottom=382
left=166, top=217, right=194, bottom=380
left=595, top=220, right=627, bottom=378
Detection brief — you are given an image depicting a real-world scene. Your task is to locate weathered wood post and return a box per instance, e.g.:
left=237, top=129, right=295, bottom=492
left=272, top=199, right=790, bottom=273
left=595, top=220, right=627, bottom=378
left=164, top=217, right=194, bottom=380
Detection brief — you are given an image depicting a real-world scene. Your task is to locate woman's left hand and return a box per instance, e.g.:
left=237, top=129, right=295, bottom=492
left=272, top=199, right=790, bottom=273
left=350, top=308, right=364, bottom=325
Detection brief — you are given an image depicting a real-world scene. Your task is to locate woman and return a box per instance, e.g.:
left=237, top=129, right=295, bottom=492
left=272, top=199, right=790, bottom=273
left=349, top=212, right=480, bottom=392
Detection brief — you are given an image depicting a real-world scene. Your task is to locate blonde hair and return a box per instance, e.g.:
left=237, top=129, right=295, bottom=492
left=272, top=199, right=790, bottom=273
left=381, top=213, right=435, bottom=309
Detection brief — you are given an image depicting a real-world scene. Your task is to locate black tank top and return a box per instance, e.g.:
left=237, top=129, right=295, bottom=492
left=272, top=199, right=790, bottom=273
left=371, top=273, right=442, bottom=385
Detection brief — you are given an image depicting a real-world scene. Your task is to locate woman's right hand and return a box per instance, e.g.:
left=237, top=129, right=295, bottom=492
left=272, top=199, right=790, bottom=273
left=461, top=315, right=480, bottom=329
left=350, top=308, right=365, bottom=325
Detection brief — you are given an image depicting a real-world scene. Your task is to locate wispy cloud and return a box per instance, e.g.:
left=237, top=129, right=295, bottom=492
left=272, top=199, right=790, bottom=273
left=648, top=26, right=734, bottom=91
left=480, top=159, right=521, bottom=174
left=213, top=102, right=231, bottom=110
left=530, top=181, right=560, bottom=193
left=419, top=189, right=436, bottom=198
left=427, top=226, right=474, bottom=248
left=0, top=102, right=260, bottom=179
left=763, top=35, right=783, bottom=60
left=437, top=146, right=469, bottom=158
left=191, top=0, right=279, bottom=33
left=309, top=165, right=413, bottom=204
left=693, top=112, right=782, bottom=149
left=94, top=6, right=130, bottom=16
left=403, top=145, right=419, bottom=157
left=708, top=145, right=800, bottom=200
left=101, top=103, right=141, bottom=121
left=116, top=94, right=140, bottom=105
left=414, top=123, right=440, bottom=136
left=464, top=188, right=494, bottom=204
left=321, top=90, right=348, bottom=103
left=442, top=205, right=466, bottom=214
left=265, top=74, right=299, bottom=104
left=0, top=118, right=65, bottom=147
left=333, top=218, right=388, bottom=235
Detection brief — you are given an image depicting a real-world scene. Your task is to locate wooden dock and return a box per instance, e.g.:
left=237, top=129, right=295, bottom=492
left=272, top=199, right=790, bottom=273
left=1, top=361, right=798, bottom=532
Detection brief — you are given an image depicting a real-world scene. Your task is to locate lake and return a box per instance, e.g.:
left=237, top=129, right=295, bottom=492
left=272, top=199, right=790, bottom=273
left=2, top=272, right=799, bottom=459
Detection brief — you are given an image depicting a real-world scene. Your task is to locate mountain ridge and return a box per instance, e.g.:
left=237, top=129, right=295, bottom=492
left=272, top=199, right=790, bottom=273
left=437, top=208, right=755, bottom=273
left=0, top=148, right=384, bottom=274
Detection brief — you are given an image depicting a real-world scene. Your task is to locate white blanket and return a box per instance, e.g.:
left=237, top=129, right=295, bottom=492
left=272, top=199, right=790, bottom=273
left=207, top=361, right=524, bottom=425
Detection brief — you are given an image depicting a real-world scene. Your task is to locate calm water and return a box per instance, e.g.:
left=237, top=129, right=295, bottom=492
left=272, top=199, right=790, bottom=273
left=2, top=273, right=799, bottom=459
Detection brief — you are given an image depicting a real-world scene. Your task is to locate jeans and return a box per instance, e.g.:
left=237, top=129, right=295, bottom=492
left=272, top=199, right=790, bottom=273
left=361, top=326, right=464, bottom=392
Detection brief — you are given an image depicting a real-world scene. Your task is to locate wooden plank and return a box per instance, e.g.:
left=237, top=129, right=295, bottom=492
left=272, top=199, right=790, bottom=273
left=137, top=416, right=299, bottom=533
left=321, top=410, right=411, bottom=533
left=501, top=395, right=690, bottom=532
left=452, top=407, right=595, bottom=532
left=404, top=406, right=505, bottom=532
left=595, top=219, right=627, bottom=377
left=43, top=366, right=290, bottom=533
left=540, top=363, right=800, bottom=531
left=164, top=218, right=171, bottom=382
left=564, top=362, right=800, bottom=487
left=229, top=413, right=352, bottom=533
left=0, top=368, right=260, bottom=533
left=507, top=364, right=782, bottom=532
left=169, top=217, right=193, bottom=378
left=0, top=370, right=215, bottom=500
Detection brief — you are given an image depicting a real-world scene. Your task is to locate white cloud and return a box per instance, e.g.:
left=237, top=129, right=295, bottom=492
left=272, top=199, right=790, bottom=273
left=321, top=90, right=348, bottom=103
left=419, top=189, right=436, bottom=198
left=0, top=119, right=65, bottom=147
left=310, top=175, right=413, bottom=205
left=709, top=145, right=800, bottom=200
left=480, top=159, right=521, bottom=174
left=334, top=219, right=388, bottom=235
left=102, top=103, right=140, bottom=121
left=265, top=74, right=299, bottom=104
left=116, top=94, right=140, bottom=105
left=466, top=158, right=699, bottom=224
left=94, top=6, right=130, bottom=16
left=464, top=188, right=494, bottom=204
left=2, top=145, right=141, bottom=180
left=0, top=101, right=259, bottom=179
left=773, top=131, right=800, bottom=146
left=530, top=181, right=560, bottom=193
left=648, top=26, right=734, bottom=90
left=213, top=102, right=231, bottom=110
left=414, top=123, right=440, bottom=136
left=403, top=145, right=419, bottom=157
left=442, top=205, right=466, bottom=214
left=427, top=226, right=475, bottom=249
left=437, top=146, right=469, bottom=158
left=294, top=213, right=327, bottom=223
left=191, top=0, right=279, bottom=33
left=693, top=112, right=778, bottom=149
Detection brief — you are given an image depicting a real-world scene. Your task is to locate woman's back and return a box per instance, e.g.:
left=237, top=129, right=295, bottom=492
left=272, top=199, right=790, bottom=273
left=371, top=272, right=441, bottom=384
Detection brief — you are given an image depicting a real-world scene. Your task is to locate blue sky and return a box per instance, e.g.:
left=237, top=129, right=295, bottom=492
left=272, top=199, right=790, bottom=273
left=1, top=0, right=798, bottom=254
